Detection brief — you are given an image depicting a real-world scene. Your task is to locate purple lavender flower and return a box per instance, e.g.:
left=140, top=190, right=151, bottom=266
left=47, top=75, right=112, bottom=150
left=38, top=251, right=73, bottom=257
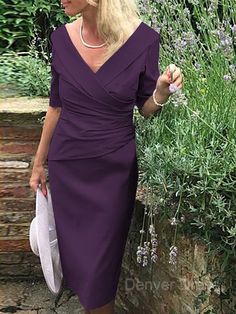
left=231, top=24, right=236, bottom=33
left=194, top=62, right=201, bottom=69
left=169, top=83, right=179, bottom=93
left=223, top=74, right=232, bottom=81
left=169, top=245, right=178, bottom=265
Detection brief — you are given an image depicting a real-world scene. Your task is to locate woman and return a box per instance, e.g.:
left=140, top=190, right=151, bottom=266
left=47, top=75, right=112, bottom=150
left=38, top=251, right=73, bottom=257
left=29, top=0, right=183, bottom=313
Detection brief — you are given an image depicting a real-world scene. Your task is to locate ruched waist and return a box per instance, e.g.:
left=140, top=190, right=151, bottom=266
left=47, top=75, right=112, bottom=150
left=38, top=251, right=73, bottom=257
left=47, top=109, right=136, bottom=160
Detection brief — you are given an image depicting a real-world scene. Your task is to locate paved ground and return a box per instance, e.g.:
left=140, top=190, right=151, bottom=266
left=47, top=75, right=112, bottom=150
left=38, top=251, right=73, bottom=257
left=0, top=278, right=126, bottom=314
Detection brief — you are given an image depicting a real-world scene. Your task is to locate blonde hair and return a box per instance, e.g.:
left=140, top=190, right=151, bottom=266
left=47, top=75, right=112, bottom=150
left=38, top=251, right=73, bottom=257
left=81, top=0, right=142, bottom=68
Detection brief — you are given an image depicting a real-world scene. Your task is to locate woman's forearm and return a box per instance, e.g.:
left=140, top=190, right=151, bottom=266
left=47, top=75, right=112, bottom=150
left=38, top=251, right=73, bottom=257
left=33, top=107, right=62, bottom=166
left=139, top=89, right=170, bottom=119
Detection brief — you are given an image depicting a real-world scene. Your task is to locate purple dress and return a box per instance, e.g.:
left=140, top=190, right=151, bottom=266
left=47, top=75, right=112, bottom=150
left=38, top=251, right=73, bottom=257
left=47, top=21, right=160, bottom=310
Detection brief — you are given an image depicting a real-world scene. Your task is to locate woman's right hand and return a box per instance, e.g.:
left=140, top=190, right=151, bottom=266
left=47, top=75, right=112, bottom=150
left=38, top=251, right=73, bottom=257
left=29, top=163, right=48, bottom=197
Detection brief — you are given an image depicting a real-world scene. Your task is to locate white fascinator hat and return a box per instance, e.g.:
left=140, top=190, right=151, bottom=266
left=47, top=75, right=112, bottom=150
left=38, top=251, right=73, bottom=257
left=29, top=183, right=63, bottom=295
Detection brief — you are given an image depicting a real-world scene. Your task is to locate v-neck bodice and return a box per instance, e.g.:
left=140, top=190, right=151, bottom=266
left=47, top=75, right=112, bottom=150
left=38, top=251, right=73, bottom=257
left=62, top=21, right=145, bottom=75
left=47, top=21, right=161, bottom=160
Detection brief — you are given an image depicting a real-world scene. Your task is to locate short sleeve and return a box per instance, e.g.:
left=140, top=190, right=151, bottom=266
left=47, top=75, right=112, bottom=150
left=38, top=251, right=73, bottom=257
left=49, top=42, right=62, bottom=108
left=135, top=33, right=160, bottom=108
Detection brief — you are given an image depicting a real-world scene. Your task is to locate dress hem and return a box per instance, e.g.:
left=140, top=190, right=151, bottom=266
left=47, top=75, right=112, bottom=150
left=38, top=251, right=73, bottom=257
left=68, top=283, right=117, bottom=311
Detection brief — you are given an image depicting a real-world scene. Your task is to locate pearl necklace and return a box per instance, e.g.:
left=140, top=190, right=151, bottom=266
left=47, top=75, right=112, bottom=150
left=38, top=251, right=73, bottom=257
left=79, top=18, right=106, bottom=48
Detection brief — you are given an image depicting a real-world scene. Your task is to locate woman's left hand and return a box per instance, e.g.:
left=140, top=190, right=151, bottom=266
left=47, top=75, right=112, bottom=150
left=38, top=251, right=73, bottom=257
left=156, top=64, right=184, bottom=98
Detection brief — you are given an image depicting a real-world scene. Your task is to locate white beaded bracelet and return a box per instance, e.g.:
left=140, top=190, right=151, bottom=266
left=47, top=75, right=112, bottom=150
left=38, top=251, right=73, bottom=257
left=152, top=88, right=166, bottom=107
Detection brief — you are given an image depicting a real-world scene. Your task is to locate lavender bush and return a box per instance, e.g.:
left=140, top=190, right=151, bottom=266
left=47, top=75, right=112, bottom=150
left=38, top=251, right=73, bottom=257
left=134, top=0, right=236, bottom=308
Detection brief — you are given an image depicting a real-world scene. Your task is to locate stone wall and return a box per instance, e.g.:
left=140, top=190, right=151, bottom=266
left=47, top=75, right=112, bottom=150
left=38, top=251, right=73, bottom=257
left=117, top=194, right=235, bottom=314
left=0, top=95, right=48, bottom=279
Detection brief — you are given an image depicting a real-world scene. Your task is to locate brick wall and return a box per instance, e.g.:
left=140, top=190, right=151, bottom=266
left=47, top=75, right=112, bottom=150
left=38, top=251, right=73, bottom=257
left=0, top=96, right=48, bottom=278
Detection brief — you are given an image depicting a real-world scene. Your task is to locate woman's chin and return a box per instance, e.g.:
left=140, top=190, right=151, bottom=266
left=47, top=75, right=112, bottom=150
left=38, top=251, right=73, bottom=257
left=63, top=8, right=78, bottom=16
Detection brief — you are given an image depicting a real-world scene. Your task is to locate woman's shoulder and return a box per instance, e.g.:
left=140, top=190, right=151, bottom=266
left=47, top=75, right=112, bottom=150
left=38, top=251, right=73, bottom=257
left=141, top=21, right=161, bottom=41
left=50, top=25, right=63, bottom=42
left=50, top=19, right=79, bottom=42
